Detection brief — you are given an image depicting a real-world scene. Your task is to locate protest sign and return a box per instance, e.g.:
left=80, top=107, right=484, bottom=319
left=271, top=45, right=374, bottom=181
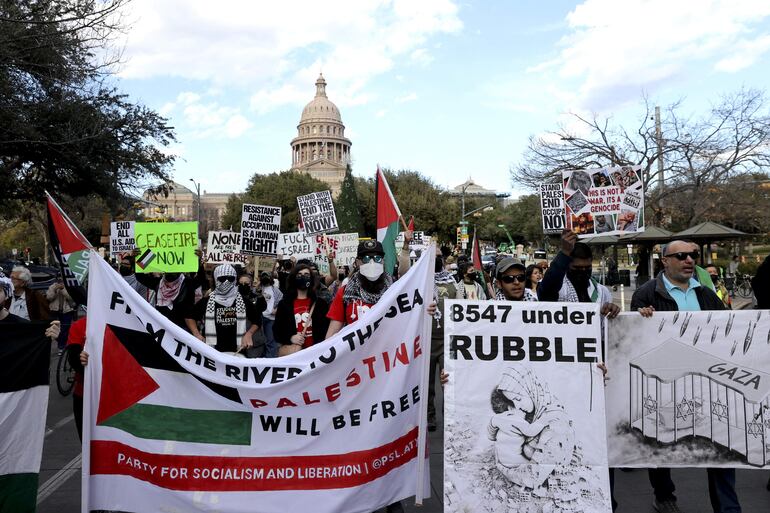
left=134, top=222, right=198, bottom=273
left=539, top=183, right=565, bottom=234
left=395, top=231, right=431, bottom=252
left=562, top=165, right=644, bottom=238
left=310, top=233, right=359, bottom=274
left=241, top=204, right=281, bottom=256
left=444, top=300, right=611, bottom=512
left=607, top=310, right=770, bottom=468
left=82, top=247, right=434, bottom=513
left=110, top=221, right=136, bottom=256
left=277, top=232, right=314, bottom=260
left=255, top=256, right=276, bottom=276
left=205, top=231, right=250, bottom=266
left=297, top=191, right=338, bottom=235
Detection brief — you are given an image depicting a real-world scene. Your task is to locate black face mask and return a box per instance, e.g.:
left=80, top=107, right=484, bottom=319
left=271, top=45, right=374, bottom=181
left=295, top=275, right=312, bottom=290
left=164, top=272, right=180, bottom=282
left=338, top=273, right=346, bottom=281
left=567, top=268, right=592, bottom=288
left=260, top=278, right=272, bottom=287
left=119, top=266, right=132, bottom=277
left=238, top=284, right=251, bottom=295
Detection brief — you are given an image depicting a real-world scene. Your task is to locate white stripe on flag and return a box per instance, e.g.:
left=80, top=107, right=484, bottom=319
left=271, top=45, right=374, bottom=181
left=0, top=386, right=48, bottom=475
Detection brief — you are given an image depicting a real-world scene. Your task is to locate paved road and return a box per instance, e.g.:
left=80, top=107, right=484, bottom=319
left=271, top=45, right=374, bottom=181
left=38, top=303, right=770, bottom=513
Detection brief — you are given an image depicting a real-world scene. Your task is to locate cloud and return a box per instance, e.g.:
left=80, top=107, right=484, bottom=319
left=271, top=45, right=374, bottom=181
left=531, top=0, right=770, bottom=111
left=410, top=48, right=434, bottom=66
left=395, top=92, right=418, bottom=103
left=117, top=0, right=462, bottom=113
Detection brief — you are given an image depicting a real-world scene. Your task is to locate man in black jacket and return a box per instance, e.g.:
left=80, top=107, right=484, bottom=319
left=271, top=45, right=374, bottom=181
left=631, top=240, right=740, bottom=513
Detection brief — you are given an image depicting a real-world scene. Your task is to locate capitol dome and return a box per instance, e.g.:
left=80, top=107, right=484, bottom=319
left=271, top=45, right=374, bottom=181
left=300, top=75, right=342, bottom=122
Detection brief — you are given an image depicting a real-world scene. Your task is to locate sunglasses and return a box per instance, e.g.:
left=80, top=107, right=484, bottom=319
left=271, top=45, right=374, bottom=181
left=361, top=255, right=383, bottom=264
left=217, top=276, right=236, bottom=283
left=499, top=274, right=526, bottom=284
left=664, top=251, right=700, bottom=261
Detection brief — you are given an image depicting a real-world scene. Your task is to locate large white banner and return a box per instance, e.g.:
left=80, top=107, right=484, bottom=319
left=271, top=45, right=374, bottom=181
left=444, top=300, right=611, bottom=512
left=82, top=247, right=435, bottom=513
left=607, top=310, right=770, bottom=468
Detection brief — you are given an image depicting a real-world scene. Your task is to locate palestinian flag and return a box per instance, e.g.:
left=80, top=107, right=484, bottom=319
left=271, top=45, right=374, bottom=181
left=375, top=167, right=402, bottom=276
left=0, top=323, right=51, bottom=513
left=471, top=228, right=488, bottom=291
left=46, top=193, right=92, bottom=305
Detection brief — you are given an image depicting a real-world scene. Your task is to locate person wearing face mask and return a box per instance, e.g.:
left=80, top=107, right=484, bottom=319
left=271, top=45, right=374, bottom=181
left=118, top=255, right=149, bottom=301
left=273, top=263, right=330, bottom=355
left=258, top=272, right=283, bottom=357
left=456, top=261, right=488, bottom=300
left=185, top=264, right=262, bottom=354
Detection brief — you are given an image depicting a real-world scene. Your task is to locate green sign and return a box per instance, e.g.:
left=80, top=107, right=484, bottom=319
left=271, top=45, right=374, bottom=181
left=134, top=222, right=199, bottom=273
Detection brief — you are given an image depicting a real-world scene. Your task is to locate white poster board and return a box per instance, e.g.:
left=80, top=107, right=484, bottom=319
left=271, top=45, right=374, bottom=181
left=205, top=231, right=250, bottom=266
left=539, top=183, right=565, bottom=234
left=562, top=165, right=644, bottom=238
left=277, top=232, right=314, bottom=261
left=297, top=191, right=338, bottom=235
left=607, top=310, right=770, bottom=468
left=110, top=221, right=136, bottom=256
left=310, top=233, right=359, bottom=275
left=444, top=300, right=612, bottom=512
left=241, top=204, right=281, bottom=256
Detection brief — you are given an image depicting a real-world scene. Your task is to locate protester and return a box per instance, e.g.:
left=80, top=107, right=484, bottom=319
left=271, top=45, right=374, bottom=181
left=496, top=259, right=537, bottom=302
left=328, top=264, right=348, bottom=300
left=258, top=271, right=283, bottom=357
left=5, top=266, right=50, bottom=321
left=705, top=264, right=731, bottom=309
left=298, top=259, right=335, bottom=303
left=524, top=264, right=542, bottom=299
left=456, top=261, right=488, bottom=300
left=276, top=258, right=294, bottom=293
left=0, top=276, right=60, bottom=340
left=136, top=255, right=207, bottom=330
left=46, top=274, right=76, bottom=352
left=273, top=262, right=330, bottom=355
left=632, top=240, right=739, bottom=513
left=237, top=273, right=259, bottom=305
left=428, top=255, right=458, bottom=431
left=118, top=254, right=149, bottom=300
left=185, top=264, right=263, bottom=354
left=728, top=254, right=740, bottom=276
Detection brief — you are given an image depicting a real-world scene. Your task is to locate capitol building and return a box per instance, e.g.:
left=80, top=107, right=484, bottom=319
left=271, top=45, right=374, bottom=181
left=290, top=74, right=352, bottom=196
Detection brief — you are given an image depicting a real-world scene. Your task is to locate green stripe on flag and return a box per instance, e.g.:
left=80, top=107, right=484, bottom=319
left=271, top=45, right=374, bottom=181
left=382, top=221, right=400, bottom=276
left=100, top=404, right=252, bottom=445
left=0, top=473, right=38, bottom=513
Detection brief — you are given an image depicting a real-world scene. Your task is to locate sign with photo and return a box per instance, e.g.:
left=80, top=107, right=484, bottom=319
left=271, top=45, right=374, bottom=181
left=205, top=231, right=250, bottom=266
left=444, top=300, right=612, bottom=512
left=110, top=221, right=136, bottom=256
left=539, top=183, right=566, bottom=234
left=241, top=204, right=281, bottom=256
left=562, top=165, right=644, bottom=238
left=607, top=310, right=770, bottom=469
left=297, top=190, right=338, bottom=235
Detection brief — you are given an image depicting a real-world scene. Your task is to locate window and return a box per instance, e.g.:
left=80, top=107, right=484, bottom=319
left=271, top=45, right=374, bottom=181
left=313, top=126, right=317, bottom=134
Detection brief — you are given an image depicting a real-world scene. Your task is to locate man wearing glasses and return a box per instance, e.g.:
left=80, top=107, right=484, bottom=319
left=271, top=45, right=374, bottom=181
left=631, top=240, right=739, bottom=513
left=494, top=258, right=537, bottom=302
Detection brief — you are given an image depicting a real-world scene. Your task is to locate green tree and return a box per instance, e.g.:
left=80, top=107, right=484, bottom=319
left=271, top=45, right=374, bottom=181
left=222, top=171, right=330, bottom=232
left=334, top=165, right=363, bottom=235
left=0, top=0, right=176, bottom=210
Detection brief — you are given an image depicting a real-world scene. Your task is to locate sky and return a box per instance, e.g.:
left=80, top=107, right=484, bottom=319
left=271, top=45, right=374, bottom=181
left=112, top=0, right=770, bottom=198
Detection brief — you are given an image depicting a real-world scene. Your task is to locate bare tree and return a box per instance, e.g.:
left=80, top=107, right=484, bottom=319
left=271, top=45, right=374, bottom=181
left=510, top=88, right=770, bottom=229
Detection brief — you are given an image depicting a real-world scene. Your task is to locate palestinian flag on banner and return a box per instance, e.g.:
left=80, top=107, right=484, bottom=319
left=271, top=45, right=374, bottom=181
left=0, top=323, right=51, bottom=513
left=46, top=193, right=92, bottom=305
left=471, top=228, right=488, bottom=291
left=375, top=167, right=402, bottom=275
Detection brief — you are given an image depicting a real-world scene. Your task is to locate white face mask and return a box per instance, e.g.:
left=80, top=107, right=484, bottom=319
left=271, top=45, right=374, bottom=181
left=359, top=262, right=384, bottom=281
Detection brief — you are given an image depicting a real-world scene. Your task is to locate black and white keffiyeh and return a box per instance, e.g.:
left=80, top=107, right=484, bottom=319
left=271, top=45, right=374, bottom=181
left=495, top=289, right=538, bottom=302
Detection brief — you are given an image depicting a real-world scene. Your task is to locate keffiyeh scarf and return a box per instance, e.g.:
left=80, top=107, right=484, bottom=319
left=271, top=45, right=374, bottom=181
left=343, top=271, right=393, bottom=306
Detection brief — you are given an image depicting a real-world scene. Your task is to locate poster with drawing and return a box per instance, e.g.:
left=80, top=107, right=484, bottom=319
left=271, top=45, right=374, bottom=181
left=606, top=310, right=770, bottom=468
left=562, top=165, right=644, bottom=238
left=444, top=300, right=612, bottom=512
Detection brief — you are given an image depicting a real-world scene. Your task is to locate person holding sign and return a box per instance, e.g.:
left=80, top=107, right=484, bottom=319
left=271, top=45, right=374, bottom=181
left=495, top=259, right=538, bottom=302
left=185, top=264, right=264, bottom=354
left=273, top=263, right=330, bottom=355
left=631, top=241, right=739, bottom=513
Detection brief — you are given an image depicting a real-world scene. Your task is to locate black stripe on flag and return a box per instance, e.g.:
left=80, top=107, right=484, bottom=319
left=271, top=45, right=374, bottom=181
left=108, top=324, right=243, bottom=404
left=136, top=248, right=155, bottom=269
left=0, top=323, right=50, bottom=392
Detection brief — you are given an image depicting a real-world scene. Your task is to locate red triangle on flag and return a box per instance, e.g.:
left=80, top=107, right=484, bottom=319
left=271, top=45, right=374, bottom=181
left=46, top=195, right=92, bottom=254
left=96, top=326, right=160, bottom=425
left=407, top=216, right=414, bottom=232
left=376, top=167, right=401, bottom=230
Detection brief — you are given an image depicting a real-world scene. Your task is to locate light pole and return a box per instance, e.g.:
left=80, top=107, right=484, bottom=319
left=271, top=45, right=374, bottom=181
left=497, top=224, right=515, bottom=248
left=189, top=178, right=202, bottom=240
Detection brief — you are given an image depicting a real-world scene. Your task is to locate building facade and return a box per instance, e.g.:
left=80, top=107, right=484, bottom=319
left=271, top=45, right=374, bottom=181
left=142, top=182, right=231, bottom=233
left=290, top=74, right=352, bottom=196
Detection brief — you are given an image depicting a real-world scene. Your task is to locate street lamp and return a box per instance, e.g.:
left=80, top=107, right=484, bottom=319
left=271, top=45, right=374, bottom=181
left=189, top=178, right=202, bottom=239
left=497, top=224, right=515, bottom=247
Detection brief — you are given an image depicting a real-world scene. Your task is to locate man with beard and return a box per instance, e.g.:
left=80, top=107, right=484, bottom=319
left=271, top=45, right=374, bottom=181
left=632, top=241, right=740, bottom=513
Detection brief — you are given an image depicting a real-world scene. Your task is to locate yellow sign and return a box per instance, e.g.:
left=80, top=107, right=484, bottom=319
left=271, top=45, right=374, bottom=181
left=134, top=222, right=198, bottom=273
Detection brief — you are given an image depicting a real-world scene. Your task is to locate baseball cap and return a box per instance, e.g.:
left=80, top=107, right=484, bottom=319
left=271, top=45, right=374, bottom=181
left=496, top=257, right=526, bottom=277
left=357, top=240, right=385, bottom=258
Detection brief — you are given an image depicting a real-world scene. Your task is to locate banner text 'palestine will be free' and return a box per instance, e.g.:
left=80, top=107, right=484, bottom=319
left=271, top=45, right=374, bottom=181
left=82, top=247, right=435, bottom=513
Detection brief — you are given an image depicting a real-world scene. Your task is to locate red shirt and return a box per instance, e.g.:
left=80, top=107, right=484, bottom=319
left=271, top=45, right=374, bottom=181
left=293, top=297, right=314, bottom=348
left=66, top=317, right=87, bottom=397
left=327, top=286, right=374, bottom=326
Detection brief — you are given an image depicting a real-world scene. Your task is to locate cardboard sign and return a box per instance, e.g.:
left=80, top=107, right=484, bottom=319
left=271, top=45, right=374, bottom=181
left=205, top=231, right=250, bottom=266
left=110, top=221, right=136, bottom=256
left=277, top=232, right=314, bottom=260
left=297, top=191, right=338, bottom=235
left=539, top=183, right=565, bottom=234
left=562, top=165, right=645, bottom=238
left=241, top=204, right=281, bottom=256
left=311, top=233, right=359, bottom=274
left=254, top=257, right=276, bottom=276
left=134, top=222, right=198, bottom=273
